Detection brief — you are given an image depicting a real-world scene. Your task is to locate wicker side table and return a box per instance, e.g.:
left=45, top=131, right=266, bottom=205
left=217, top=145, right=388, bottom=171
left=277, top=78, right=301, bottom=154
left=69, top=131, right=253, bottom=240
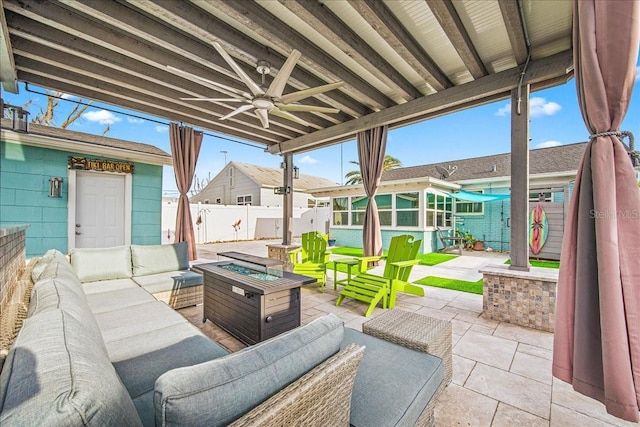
left=363, top=309, right=452, bottom=387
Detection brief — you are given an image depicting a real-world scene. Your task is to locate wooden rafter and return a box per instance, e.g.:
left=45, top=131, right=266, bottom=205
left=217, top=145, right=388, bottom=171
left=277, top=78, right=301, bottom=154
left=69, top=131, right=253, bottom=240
left=347, top=0, right=452, bottom=92
left=426, top=0, right=488, bottom=79
left=498, top=0, right=529, bottom=66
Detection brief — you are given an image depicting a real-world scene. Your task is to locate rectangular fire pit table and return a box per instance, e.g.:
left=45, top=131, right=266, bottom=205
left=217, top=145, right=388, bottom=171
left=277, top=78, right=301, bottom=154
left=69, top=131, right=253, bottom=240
left=195, top=252, right=316, bottom=345
left=363, top=309, right=452, bottom=388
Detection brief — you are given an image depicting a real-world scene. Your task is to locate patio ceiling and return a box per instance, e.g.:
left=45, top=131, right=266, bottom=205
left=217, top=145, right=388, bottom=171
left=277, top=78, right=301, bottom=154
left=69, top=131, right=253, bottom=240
left=0, top=0, right=573, bottom=155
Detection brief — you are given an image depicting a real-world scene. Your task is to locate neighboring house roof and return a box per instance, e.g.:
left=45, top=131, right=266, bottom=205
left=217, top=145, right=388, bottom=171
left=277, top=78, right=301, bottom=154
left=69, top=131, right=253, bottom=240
left=381, top=142, right=588, bottom=183
left=227, top=161, right=336, bottom=190
left=1, top=118, right=172, bottom=165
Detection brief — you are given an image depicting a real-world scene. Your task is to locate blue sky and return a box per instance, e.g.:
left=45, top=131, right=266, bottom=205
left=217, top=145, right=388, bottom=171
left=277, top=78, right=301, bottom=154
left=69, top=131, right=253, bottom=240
left=3, top=64, right=639, bottom=197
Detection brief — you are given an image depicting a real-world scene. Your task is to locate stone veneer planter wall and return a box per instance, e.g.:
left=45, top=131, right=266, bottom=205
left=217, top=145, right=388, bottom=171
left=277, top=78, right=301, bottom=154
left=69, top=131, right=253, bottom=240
left=0, top=225, right=28, bottom=306
left=480, top=264, right=558, bottom=332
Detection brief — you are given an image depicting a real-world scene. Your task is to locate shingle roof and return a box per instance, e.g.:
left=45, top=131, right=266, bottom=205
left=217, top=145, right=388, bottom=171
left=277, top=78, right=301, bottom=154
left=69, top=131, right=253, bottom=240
left=1, top=119, right=171, bottom=158
left=381, top=142, right=588, bottom=183
left=231, top=161, right=337, bottom=190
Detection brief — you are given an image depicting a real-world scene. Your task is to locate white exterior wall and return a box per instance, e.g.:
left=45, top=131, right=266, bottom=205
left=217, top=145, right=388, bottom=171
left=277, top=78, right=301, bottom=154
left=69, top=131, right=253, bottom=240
left=162, top=202, right=330, bottom=244
left=190, top=165, right=261, bottom=206
left=259, top=188, right=318, bottom=208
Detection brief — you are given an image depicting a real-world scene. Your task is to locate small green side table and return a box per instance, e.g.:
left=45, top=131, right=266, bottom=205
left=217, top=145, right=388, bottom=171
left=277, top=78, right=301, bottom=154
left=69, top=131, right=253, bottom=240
left=332, top=258, right=361, bottom=290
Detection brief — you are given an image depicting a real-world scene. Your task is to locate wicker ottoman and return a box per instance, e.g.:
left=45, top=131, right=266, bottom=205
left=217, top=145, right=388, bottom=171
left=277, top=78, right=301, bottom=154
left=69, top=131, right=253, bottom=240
left=363, top=309, right=452, bottom=387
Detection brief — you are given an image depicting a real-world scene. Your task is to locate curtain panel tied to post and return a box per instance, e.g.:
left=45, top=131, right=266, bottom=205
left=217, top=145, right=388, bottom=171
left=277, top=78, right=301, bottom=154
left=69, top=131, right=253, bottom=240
left=552, top=0, right=640, bottom=422
left=357, top=125, right=388, bottom=259
left=170, top=123, right=203, bottom=261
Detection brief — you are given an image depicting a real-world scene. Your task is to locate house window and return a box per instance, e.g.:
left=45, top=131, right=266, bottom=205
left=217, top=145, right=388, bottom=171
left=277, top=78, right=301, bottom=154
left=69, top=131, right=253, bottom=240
left=350, top=194, right=392, bottom=226
left=332, top=197, right=348, bottom=225
left=237, top=195, right=252, bottom=205
left=455, top=190, right=484, bottom=214
left=204, top=199, right=210, bottom=204
left=215, top=198, right=222, bottom=204
left=530, top=191, right=552, bottom=202
left=396, top=192, right=419, bottom=227
left=426, top=192, right=453, bottom=228
left=351, top=195, right=367, bottom=225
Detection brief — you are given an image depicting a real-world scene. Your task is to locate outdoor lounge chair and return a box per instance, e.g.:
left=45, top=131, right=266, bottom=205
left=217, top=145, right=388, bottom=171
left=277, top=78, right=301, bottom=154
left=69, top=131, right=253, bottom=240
left=335, top=235, right=424, bottom=316
left=436, top=227, right=463, bottom=255
left=289, top=231, right=330, bottom=290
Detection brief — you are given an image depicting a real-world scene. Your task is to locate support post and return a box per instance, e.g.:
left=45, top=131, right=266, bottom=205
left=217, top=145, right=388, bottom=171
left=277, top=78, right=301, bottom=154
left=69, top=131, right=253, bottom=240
left=282, top=153, right=294, bottom=245
left=509, top=86, right=530, bottom=271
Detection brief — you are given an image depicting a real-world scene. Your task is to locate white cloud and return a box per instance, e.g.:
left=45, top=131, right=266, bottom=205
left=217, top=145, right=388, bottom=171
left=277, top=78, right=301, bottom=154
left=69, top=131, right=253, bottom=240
left=155, top=125, right=168, bottom=132
left=530, top=97, right=561, bottom=117
left=535, top=140, right=562, bottom=149
left=127, top=117, right=144, bottom=124
left=495, top=103, right=511, bottom=116
left=495, top=97, right=561, bottom=118
left=298, top=155, right=318, bottom=165
left=60, top=93, right=76, bottom=100
left=81, top=109, right=121, bottom=125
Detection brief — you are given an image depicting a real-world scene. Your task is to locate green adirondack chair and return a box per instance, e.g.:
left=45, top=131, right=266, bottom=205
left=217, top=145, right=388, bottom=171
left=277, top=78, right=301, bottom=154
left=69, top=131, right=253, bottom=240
left=289, top=232, right=330, bottom=290
left=335, top=235, right=424, bottom=316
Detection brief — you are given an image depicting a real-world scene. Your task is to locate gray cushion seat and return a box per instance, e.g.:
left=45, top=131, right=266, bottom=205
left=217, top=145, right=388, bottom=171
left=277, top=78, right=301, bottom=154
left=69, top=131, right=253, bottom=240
left=85, top=286, right=157, bottom=313
left=82, top=277, right=140, bottom=295
left=132, top=270, right=203, bottom=293
left=107, top=322, right=230, bottom=426
left=341, top=328, right=445, bottom=427
left=0, top=310, right=143, bottom=426
left=94, top=300, right=189, bottom=343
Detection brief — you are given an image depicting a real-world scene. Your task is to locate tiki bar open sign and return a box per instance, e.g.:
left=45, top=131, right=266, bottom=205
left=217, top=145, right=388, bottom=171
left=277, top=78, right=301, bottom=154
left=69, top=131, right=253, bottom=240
left=69, top=156, right=134, bottom=174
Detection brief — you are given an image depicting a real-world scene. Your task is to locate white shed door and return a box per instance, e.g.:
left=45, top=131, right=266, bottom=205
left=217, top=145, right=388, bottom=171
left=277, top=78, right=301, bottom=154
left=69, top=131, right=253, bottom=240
left=75, top=172, right=125, bottom=248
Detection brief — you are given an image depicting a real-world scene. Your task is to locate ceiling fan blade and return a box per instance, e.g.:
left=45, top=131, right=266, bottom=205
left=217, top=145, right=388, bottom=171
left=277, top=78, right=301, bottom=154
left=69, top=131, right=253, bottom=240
left=255, top=109, right=270, bottom=129
left=211, top=41, right=264, bottom=96
left=219, top=104, right=254, bottom=121
left=270, top=109, right=310, bottom=127
left=276, top=103, right=340, bottom=114
left=265, top=49, right=301, bottom=98
left=279, top=81, right=344, bottom=104
left=167, top=65, right=251, bottom=99
left=180, top=97, right=246, bottom=102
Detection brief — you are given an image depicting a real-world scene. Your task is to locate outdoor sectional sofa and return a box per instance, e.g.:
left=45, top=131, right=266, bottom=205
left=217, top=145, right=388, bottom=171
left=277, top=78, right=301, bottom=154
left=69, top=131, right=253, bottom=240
left=0, top=243, right=449, bottom=426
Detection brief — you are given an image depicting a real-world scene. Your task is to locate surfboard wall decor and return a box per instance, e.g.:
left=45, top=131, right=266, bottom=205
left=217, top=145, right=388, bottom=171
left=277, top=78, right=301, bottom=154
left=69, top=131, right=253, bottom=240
left=529, top=204, right=548, bottom=255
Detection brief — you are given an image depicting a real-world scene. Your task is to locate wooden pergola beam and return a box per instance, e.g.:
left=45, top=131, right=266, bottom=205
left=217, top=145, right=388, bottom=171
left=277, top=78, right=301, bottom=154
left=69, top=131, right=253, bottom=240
left=426, top=0, right=488, bottom=79
left=197, top=0, right=391, bottom=111
left=499, top=0, right=529, bottom=66
left=120, top=0, right=369, bottom=119
left=0, top=0, right=17, bottom=93
left=278, top=0, right=421, bottom=101
left=347, top=0, right=453, bottom=92
left=268, top=51, right=573, bottom=154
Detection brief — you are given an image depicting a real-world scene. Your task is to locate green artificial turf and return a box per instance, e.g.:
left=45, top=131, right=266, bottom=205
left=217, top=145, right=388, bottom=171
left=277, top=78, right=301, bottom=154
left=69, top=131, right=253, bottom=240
left=416, top=253, right=457, bottom=266
left=414, top=276, right=483, bottom=295
left=504, top=259, right=560, bottom=269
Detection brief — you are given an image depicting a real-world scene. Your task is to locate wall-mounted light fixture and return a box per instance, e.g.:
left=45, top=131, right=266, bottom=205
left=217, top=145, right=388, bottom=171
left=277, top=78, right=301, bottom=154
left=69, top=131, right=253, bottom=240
left=1, top=103, right=30, bottom=133
left=49, top=177, right=63, bottom=198
left=274, top=186, right=291, bottom=195
left=293, top=166, right=300, bottom=179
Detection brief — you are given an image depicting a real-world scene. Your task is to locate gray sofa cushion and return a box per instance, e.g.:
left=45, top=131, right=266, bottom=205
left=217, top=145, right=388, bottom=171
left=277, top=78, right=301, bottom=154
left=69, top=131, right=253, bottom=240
left=0, top=310, right=142, bottom=427
left=154, top=313, right=344, bottom=427
left=108, top=322, right=229, bottom=399
left=86, top=286, right=157, bottom=314
left=133, top=270, right=203, bottom=294
left=70, top=245, right=133, bottom=282
left=36, top=255, right=82, bottom=288
left=82, top=277, right=140, bottom=295
left=27, top=277, right=106, bottom=352
left=131, top=242, right=189, bottom=276
left=94, top=301, right=188, bottom=344
left=30, top=249, right=67, bottom=282
left=341, top=328, right=445, bottom=427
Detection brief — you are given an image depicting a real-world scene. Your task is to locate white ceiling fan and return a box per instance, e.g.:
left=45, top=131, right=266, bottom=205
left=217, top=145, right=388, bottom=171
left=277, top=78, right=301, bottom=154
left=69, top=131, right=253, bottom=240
left=169, top=42, right=344, bottom=129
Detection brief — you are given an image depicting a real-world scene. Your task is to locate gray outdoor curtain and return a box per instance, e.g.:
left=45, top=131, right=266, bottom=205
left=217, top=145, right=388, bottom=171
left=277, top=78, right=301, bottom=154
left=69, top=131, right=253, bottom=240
left=170, top=123, right=203, bottom=261
left=552, top=0, right=640, bottom=422
left=357, top=125, right=388, bottom=258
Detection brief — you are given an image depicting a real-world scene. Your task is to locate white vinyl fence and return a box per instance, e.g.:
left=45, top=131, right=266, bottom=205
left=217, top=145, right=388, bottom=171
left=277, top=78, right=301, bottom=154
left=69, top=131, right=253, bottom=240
left=161, top=202, right=331, bottom=244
